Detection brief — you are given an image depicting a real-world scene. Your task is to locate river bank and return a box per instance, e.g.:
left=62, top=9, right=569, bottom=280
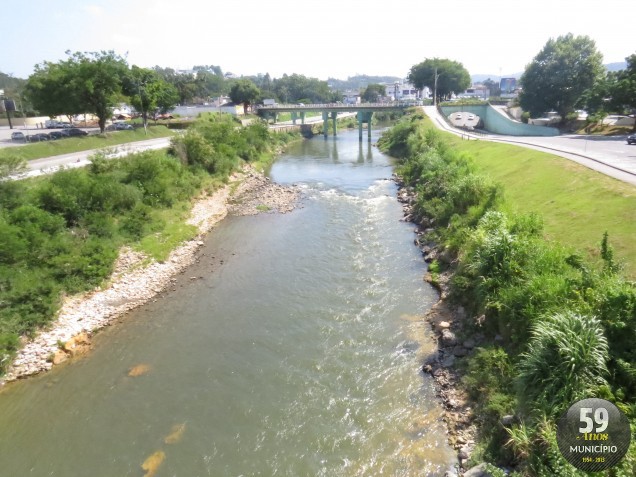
left=1, top=164, right=300, bottom=385
left=397, top=178, right=489, bottom=477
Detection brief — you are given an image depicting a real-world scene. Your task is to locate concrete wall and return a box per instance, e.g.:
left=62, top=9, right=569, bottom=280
left=0, top=116, right=50, bottom=128
left=440, top=104, right=560, bottom=136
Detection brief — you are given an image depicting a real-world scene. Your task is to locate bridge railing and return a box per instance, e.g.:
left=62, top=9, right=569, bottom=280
left=256, top=102, right=415, bottom=110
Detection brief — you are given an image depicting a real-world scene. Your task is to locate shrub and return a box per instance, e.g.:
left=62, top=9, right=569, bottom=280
left=516, top=311, right=609, bottom=415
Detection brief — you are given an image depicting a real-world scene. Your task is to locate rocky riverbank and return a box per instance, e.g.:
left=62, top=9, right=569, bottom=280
left=2, top=164, right=300, bottom=385
left=396, top=175, right=492, bottom=477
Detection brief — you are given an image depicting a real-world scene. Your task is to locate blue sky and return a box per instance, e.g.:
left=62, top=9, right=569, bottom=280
left=2, top=0, right=634, bottom=80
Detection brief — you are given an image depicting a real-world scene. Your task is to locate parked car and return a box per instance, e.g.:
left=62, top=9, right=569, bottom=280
left=627, top=133, right=636, bottom=145
left=11, top=131, right=25, bottom=141
left=48, top=131, right=65, bottom=140
left=27, top=133, right=50, bottom=142
left=64, top=128, right=88, bottom=137
left=115, top=123, right=134, bottom=130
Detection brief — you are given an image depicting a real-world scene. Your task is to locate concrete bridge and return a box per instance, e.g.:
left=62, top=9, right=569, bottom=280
left=257, top=103, right=411, bottom=141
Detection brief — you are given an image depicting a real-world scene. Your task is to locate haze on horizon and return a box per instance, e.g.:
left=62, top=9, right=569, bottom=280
left=2, top=0, right=634, bottom=81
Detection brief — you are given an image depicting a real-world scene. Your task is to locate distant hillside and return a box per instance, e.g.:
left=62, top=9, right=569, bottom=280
left=605, top=61, right=627, bottom=72
left=471, top=62, right=628, bottom=84
left=328, top=75, right=402, bottom=91
left=0, top=71, right=26, bottom=93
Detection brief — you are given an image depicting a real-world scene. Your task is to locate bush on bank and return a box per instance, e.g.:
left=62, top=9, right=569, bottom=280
left=0, top=115, right=298, bottom=376
left=378, top=112, right=636, bottom=476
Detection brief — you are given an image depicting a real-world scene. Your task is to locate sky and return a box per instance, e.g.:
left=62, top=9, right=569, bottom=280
left=2, top=0, right=634, bottom=81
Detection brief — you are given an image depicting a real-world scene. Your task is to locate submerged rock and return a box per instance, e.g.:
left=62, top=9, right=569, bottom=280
left=141, top=450, right=165, bottom=477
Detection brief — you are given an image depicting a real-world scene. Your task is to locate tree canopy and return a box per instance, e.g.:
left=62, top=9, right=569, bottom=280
left=610, top=53, right=636, bottom=127
left=407, top=58, right=471, bottom=102
left=123, top=66, right=179, bottom=131
left=519, top=33, right=604, bottom=119
left=229, top=79, right=260, bottom=114
left=271, top=74, right=338, bottom=104
left=361, top=84, right=386, bottom=103
left=25, top=51, right=129, bottom=132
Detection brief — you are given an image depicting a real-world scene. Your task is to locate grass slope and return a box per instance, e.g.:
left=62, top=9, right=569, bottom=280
left=442, top=131, right=636, bottom=278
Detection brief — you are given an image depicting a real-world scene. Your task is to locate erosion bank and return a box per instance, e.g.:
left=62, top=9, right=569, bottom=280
left=2, top=164, right=300, bottom=385
left=381, top=110, right=636, bottom=475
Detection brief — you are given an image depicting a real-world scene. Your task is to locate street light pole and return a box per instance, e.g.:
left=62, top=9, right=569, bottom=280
left=137, top=79, right=147, bottom=136
left=433, top=67, right=440, bottom=106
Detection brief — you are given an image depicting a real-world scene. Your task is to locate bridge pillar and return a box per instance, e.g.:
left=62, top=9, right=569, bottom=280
left=331, top=112, right=338, bottom=136
left=291, top=111, right=297, bottom=125
left=356, top=111, right=373, bottom=141
left=300, top=112, right=306, bottom=125
left=322, top=111, right=329, bottom=138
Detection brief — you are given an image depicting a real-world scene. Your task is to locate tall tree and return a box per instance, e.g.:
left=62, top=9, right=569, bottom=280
left=24, top=62, right=84, bottom=122
left=361, top=84, right=386, bottom=102
left=229, top=79, right=261, bottom=114
left=610, top=53, right=636, bottom=131
left=407, top=58, right=471, bottom=103
left=273, top=74, right=338, bottom=103
left=123, top=66, right=179, bottom=132
left=519, top=34, right=604, bottom=120
left=68, top=51, right=129, bottom=132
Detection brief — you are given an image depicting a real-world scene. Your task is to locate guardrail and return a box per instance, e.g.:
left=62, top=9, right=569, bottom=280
left=256, top=102, right=417, bottom=110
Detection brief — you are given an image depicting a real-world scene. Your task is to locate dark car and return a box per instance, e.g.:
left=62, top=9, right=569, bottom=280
left=48, top=131, right=65, bottom=140
left=27, top=133, right=50, bottom=142
left=115, top=123, right=134, bottom=130
left=65, top=128, right=88, bottom=137
left=11, top=131, right=26, bottom=141
left=628, top=133, right=636, bottom=145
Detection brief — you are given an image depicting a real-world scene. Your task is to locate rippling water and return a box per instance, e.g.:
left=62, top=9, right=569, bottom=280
left=0, top=128, right=455, bottom=476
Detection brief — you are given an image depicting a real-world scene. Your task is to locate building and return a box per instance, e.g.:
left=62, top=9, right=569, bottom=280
left=381, top=81, right=427, bottom=101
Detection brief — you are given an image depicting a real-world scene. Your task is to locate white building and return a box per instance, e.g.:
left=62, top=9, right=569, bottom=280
left=382, top=81, right=428, bottom=101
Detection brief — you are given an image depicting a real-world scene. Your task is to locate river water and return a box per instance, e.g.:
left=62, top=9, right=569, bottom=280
left=0, top=128, right=455, bottom=476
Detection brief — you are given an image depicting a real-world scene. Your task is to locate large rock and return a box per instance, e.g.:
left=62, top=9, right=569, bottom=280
left=51, top=350, right=69, bottom=365
left=464, top=463, right=493, bottom=477
left=63, top=332, right=91, bottom=357
left=441, top=329, right=457, bottom=347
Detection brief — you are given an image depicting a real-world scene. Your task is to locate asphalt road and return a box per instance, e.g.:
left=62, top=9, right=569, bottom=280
left=11, top=137, right=172, bottom=179
left=423, top=106, right=636, bottom=186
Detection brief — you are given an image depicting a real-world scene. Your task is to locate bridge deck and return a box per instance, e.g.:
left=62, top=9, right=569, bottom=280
left=257, top=103, right=412, bottom=113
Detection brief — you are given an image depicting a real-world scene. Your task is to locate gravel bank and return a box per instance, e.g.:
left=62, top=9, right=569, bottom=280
left=2, top=165, right=300, bottom=385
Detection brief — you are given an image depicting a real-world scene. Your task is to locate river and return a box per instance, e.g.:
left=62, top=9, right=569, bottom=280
left=0, top=127, right=456, bottom=476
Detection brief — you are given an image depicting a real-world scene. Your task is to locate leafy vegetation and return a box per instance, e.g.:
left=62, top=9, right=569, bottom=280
left=520, top=34, right=604, bottom=121
left=407, top=58, right=471, bottom=103
left=378, top=111, right=636, bottom=476
left=0, top=115, right=298, bottom=377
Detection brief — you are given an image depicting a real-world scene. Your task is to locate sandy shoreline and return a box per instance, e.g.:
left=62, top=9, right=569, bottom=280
left=2, top=165, right=300, bottom=385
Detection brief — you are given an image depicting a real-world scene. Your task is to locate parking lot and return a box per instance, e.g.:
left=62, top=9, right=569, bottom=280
left=1, top=125, right=104, bottom=148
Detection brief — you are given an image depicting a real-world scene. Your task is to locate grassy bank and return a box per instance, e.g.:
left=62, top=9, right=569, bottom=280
left=439, top=121, right=636, bottom=278
left=378, top=110, right=636, bottom=476
left=1, top=125, right=175, bottom=162
left=0, top=116, right=299, bottom=376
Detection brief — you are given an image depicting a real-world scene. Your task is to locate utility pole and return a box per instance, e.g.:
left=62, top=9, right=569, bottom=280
left=433, top=67, right=439, bottom=106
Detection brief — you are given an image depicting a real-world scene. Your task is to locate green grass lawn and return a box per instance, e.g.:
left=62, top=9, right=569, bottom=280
left=2, top=125, right=175, bottom=161
left=445, top=134, right=636, bottom=277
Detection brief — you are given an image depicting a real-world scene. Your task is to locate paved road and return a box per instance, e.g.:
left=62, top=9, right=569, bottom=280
left=423, top=106, right=636, bottom=186
left=12, top=137, right=172, bottom=179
